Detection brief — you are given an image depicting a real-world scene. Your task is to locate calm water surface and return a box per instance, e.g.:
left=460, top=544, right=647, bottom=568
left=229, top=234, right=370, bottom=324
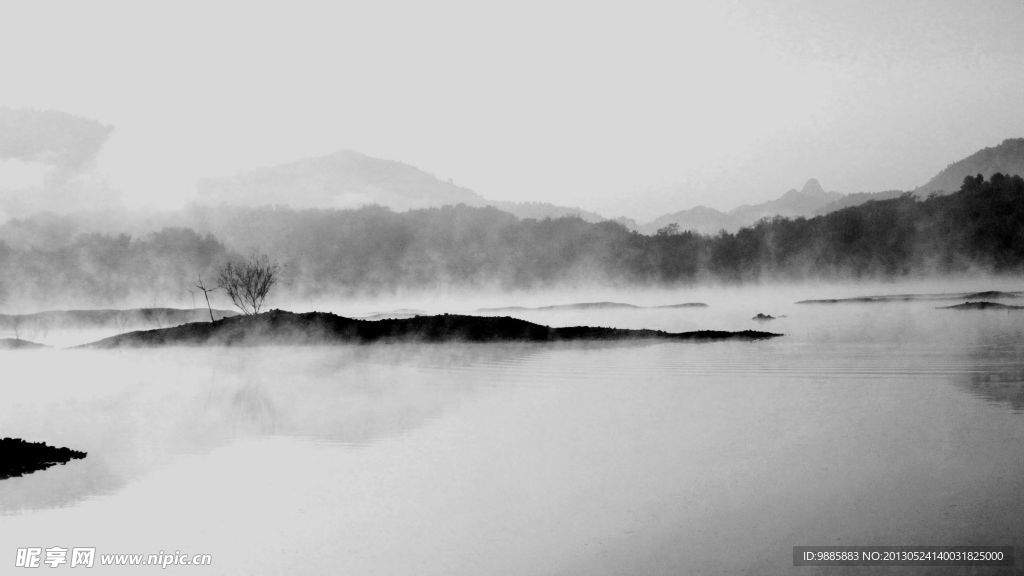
left=2, top=284, right=1024, bottom=575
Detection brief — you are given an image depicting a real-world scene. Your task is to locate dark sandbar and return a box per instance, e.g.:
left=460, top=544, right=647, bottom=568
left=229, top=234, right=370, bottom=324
left=83, top=310, right=779, bottom=348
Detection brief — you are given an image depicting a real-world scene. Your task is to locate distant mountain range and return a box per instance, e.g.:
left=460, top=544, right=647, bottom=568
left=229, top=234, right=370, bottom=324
left=639, top=137, right=1024, bottom=233
left=198, top=150, right=605, bottom=223
left=197, top=138, right=1024, bottom=235
left=640, top=178, right=842, bottom=235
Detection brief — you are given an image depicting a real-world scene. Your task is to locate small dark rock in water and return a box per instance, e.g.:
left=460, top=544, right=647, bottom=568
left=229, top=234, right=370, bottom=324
left=0, top=438, right=87, bottom=480
left=939, top=301, right=1024, bottom=310
left=752, top=313, right=776, bottom=321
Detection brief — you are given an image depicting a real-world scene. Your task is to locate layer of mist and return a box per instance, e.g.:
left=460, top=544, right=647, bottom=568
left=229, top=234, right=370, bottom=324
left=3, top=283, right=1023, bottom=575
left=1, top=175, right=1023, bottom=312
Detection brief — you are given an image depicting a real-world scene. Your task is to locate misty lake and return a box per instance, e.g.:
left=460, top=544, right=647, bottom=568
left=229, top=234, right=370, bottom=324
left=2, top=281, right=1024, bottom=575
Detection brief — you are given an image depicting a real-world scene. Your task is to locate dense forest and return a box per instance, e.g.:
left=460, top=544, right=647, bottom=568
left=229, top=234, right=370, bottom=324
left=0, top=174, right=1021, bottom=307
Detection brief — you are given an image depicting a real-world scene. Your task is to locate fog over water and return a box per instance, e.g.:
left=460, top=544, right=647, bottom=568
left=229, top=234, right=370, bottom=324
left=3, top=0, right=1024, bottom=572
left=2, top=280, right=1023, bottom=575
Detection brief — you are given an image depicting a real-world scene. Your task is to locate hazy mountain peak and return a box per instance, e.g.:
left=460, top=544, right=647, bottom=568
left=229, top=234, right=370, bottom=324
left=800, top=178, right=825, bottom=196
left=777, top=178, right=827, bottom=202
left=916, top=137, right=1024, bottom=195
left=197, top=149, right=609, bottom=222
left=198, top=150, right=488, bottom=211
left=640, top=179, right=840, bottom=235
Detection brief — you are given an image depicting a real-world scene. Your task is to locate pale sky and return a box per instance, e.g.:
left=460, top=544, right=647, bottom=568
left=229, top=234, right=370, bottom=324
left=1, top=0, right=1023, bottom=220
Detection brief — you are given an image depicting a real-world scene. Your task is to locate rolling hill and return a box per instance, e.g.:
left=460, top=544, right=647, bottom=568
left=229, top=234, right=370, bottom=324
left=916, top=138, right=1024, bottom=195
left=197, top=149, right=606, bottom=222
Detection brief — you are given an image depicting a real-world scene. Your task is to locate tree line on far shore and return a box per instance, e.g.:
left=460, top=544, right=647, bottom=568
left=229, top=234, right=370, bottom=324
left=0, top=173, right=1021, bottom=306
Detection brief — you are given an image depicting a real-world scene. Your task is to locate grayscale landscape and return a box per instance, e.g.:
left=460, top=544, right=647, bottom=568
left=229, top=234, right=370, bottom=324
left=2, top=2, right=1024, bottom=575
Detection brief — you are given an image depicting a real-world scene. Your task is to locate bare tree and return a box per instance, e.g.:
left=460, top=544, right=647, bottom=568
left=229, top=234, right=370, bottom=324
left=217, top=254, right=279, bottom=316
left=194, top=275, right=218, bottom=322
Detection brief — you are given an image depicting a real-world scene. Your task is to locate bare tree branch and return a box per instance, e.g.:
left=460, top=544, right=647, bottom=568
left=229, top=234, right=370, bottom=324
left=216, top=254, right=279, bottom=316
left=194, top=275, right=218, bottom=322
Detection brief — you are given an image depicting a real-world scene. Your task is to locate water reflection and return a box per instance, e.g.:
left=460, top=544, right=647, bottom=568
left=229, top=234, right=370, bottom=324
left=3, top=286, right=1024, bottom=576
left=953, top=344, right=1024, bottom=413
left=0, top=457, right=120, bottom=513
left=0, top=344, right=547, bottom=513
